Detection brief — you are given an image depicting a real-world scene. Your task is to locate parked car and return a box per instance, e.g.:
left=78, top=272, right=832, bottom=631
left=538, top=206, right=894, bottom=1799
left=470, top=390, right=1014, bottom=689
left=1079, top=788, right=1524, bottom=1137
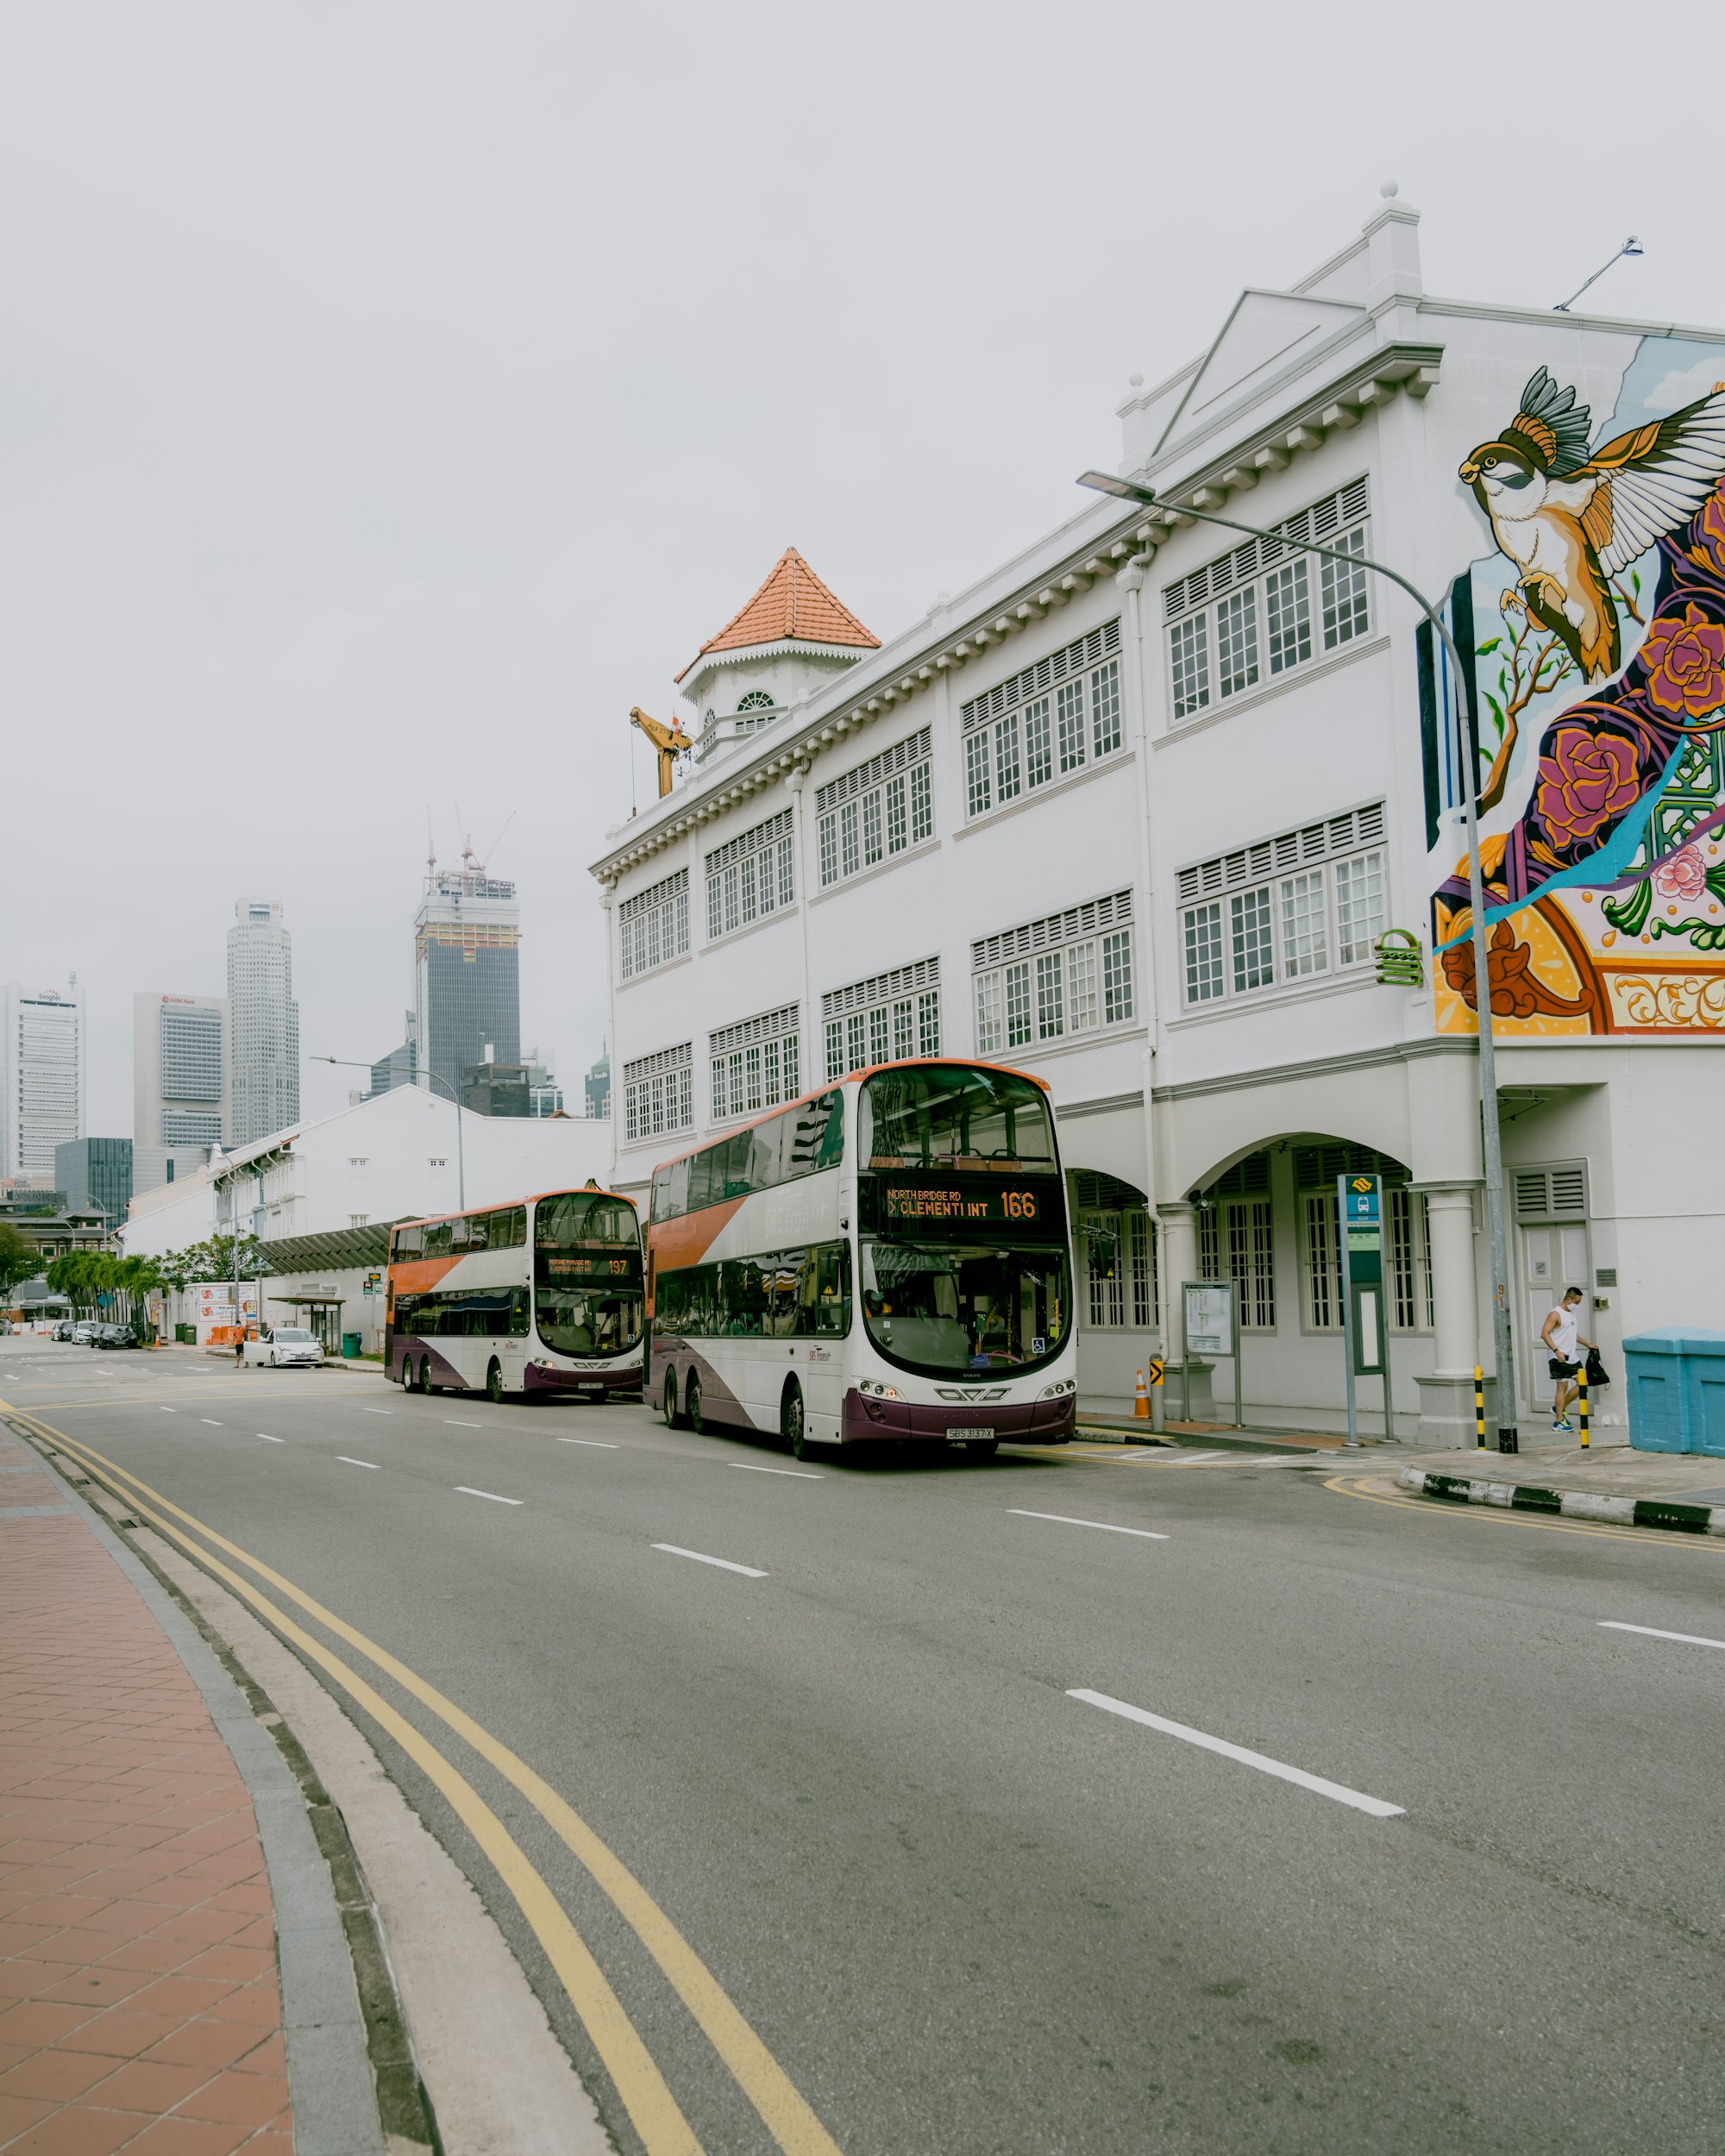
left=69, top=1320, right=102, bottom=1344
left=52, top=1319, right=78, bottom=1341
left=244, top=1326, right=325, bottom=1369
left=92, top=1324, right=141, bottom=1350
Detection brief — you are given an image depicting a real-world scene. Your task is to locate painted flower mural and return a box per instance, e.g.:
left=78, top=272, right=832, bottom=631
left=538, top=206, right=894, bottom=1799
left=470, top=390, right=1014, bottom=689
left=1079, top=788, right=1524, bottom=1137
left=1640, top=604, right=1725, bottom=718
left=1652, top=842, right=1708, bottom=901
left=1534, top=727, right=1640, bottom=849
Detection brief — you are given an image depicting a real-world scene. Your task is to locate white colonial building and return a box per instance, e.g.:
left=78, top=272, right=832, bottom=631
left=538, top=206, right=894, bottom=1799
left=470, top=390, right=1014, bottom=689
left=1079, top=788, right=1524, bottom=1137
left=592, top=188, right=1725, bottom=1443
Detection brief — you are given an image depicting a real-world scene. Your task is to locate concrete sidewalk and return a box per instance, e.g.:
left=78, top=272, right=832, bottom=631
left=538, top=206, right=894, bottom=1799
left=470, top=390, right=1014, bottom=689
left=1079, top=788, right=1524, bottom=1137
left=0, top=1430, right=383, bottom=2155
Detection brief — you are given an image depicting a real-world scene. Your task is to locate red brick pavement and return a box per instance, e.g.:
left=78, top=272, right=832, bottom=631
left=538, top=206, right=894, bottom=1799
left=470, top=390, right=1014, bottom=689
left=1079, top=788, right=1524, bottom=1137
left=0, top=1447, right=293, bottom=2154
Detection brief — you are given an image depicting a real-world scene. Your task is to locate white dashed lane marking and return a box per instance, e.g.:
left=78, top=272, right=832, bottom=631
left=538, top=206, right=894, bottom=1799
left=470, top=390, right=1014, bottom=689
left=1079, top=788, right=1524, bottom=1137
left=455, top=1486, right=523, bottom=1507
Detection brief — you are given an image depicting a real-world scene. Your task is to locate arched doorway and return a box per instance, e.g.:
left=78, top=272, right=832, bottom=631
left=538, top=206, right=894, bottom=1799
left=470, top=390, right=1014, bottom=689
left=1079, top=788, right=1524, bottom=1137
left=1067, top=1168, right=1158, bottom=1411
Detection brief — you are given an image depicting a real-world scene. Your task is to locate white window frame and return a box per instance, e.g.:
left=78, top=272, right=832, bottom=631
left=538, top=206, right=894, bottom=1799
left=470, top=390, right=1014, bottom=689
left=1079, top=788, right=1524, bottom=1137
left=708, top=1005, right=801, bottom=1125
left=1198, top=1194, right=1276, bottom=1332
left=706, top=810, right=794, bottom=943
left=622, top=1044, right=693, bottom=1144
left=1079, top=1206, right=1157, bottom=1331
left=821, top=958, right=939, bottom=1081
left=1164, top=479, right=1372, bottom=722
left=960, top=623, right=1125, bottom=822
left=1176, top=806, right=1387, bottom=1012
left=1301, top=1181, right=1433, bottom=1334
left=972, top=891, right=1135, bottom=1055
left=815, top=730, right=933, bottom=891
left=618, top=869, right=690, bottom=982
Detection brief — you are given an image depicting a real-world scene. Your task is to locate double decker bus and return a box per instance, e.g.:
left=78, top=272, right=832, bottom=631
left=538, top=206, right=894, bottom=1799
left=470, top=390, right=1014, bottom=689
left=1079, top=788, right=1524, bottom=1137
left=387, top=1186, right=644, bottom=1404
left=647, top=1060, right=1076, bottom=1460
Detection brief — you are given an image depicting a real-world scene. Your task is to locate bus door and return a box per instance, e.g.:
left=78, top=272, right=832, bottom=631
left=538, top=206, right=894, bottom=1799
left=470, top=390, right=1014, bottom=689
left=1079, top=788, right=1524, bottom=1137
left=801, top=1244, right=849, bottom=1445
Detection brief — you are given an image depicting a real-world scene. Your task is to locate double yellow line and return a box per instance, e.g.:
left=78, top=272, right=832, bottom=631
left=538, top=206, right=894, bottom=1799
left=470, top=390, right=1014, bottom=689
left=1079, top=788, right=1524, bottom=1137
left=9, top=1408, right=842, bottom=2156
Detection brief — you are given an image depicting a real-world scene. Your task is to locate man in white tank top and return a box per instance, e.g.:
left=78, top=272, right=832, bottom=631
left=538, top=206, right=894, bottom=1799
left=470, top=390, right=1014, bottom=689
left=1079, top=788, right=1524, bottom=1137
left=1540, top=1287, right=1594, bottom=1435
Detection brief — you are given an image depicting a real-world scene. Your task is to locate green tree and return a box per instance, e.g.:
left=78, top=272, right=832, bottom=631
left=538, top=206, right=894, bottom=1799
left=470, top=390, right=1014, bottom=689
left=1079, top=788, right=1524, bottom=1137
left=0, top=1221, right=42, bottom=1297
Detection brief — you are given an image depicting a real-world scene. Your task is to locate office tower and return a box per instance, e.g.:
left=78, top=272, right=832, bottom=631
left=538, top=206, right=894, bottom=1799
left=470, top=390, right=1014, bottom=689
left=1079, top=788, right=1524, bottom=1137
left=55, top=1138, right=133, bottom=1227
left=413, top=847, right=520, bottom=1106
left=133, top=993, right=228, bottom=1194
left=584, top=1047, right=610, bottom=1120
left=228, top=899, right=300, bottom=1144
left=367, top=1019, right=417, bottom=1097
left=1, top=983, right=85, bottom=1184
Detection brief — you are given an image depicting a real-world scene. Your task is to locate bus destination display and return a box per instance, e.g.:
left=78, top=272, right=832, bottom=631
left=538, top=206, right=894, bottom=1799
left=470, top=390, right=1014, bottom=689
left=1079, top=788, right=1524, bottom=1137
left=860, top=1172, right=1064, bottom=1238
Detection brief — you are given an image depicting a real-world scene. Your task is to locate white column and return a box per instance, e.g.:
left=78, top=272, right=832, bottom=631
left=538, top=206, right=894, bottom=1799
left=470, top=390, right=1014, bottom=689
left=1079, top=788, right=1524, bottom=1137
left=1426, top=1188, right=1478, bottom=1375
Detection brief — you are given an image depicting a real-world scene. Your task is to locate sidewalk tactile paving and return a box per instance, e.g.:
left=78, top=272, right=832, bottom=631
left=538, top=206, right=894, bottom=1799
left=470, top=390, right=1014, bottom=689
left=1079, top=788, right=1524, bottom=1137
left=0, top=1508, right=293, bottom=2152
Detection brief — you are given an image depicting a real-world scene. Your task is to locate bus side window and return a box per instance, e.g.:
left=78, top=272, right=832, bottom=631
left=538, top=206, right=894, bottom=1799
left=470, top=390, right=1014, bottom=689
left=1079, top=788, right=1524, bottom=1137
left=425, top=1221, right=451, bottom=1257
left=468, top=1213, right=490, bottom=1250
left=815, top=1244, right=851, bottom=1336
left=510, top=1288, right=530, bottom=1337
left=449, top=1217, right=470, bottom=1250
left=394, top=1225, right=423, bottom=1258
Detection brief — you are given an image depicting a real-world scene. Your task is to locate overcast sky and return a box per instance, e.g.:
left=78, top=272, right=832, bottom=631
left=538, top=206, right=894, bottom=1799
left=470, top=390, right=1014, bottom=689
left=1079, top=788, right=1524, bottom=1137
left=4, top=0, right=1719, bottom=1138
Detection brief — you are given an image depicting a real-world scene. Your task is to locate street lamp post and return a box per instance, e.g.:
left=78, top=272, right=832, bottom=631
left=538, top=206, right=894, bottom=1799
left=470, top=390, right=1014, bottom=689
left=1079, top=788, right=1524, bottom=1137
left=315, top=1056, right=465, bottom=1210
left=1078, top=469, right=1519, bottom=1452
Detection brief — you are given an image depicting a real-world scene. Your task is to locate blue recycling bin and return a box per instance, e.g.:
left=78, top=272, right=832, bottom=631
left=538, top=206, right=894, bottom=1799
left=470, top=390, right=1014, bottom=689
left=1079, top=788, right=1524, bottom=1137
left=1623, top=1329, right=1725, bottom=1456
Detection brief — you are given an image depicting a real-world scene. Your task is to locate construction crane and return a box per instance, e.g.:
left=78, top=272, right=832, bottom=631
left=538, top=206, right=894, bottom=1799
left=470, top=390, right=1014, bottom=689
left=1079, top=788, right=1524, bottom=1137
left=630, top=706, right=693, bottom=799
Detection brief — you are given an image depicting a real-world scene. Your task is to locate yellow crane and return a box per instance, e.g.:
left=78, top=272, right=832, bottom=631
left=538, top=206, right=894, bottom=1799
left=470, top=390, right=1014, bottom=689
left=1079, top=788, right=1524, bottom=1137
left=629, top=706, right=693, bottom=799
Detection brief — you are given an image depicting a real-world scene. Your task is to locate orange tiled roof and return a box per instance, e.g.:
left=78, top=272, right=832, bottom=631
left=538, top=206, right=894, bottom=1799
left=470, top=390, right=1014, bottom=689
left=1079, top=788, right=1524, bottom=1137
left=676, top=548, right=879, bottom=681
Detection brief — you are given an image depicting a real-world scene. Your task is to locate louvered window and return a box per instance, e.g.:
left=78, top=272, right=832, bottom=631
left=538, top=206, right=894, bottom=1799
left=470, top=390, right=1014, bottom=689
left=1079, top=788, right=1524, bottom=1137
left=706, top=810, right=794, bottom=942
left=618, top=869, right=690, bottom=982
left=973, top=893, right=1134, bottom=1053
left=709, top=1004, right=800, bottom=1124
left=816, top=730, right=932, bottom=888
left=960, top=623, right=1125, bottom=820
left=1164, top=478, right=1371, bottom=722
left=1512, top=1164, right=1589, bottom=1219
left=1176, top=805, right=1385, bottom=1009
left=821, top=959, right=939, bottom=1081
left=623, top=1042, right=693, bottom=1144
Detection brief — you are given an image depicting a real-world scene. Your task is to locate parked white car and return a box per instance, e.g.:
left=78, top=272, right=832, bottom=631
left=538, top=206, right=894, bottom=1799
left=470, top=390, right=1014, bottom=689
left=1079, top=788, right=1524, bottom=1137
left=245, top=1326, right=325, bottom=1369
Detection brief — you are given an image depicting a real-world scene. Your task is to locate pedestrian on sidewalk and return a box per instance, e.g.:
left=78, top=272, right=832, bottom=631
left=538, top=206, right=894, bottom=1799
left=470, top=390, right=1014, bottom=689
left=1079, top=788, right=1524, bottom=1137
left=1541, top=1287, right=1596, bottom=1435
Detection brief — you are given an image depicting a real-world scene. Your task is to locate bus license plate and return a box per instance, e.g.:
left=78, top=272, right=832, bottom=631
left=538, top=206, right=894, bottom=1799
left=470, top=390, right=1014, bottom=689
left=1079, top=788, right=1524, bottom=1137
left=946, top=1426, right=994, bottom=1443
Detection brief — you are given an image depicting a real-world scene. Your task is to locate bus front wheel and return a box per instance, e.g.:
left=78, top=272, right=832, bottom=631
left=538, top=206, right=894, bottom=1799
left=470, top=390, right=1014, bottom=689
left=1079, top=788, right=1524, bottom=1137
left=662, top=1369, right=685, bottom=1430
left=783, top=1382, right=808, bottom=1463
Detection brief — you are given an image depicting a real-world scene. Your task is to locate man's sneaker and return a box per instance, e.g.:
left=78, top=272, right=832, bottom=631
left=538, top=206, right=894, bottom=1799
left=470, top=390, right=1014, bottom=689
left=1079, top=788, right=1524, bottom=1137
left=1552, top=1415, right=1574, bottom=1434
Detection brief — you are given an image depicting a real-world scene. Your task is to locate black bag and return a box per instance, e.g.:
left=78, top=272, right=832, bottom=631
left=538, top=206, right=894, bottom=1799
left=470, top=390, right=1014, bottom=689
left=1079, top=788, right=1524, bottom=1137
left=1584, top=1346, right=1611, bottom=1389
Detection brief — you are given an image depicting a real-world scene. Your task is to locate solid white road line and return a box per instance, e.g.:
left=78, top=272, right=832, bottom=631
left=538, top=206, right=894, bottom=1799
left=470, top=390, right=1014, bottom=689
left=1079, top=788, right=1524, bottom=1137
left=559, top=1438, right=619, bottom=1449
left=1599, top=1620, right=1725, bottom=1652
left=444, top=1420, right=484, bottom=1429
left=1068, top=1689, right=1405, bottom=1819
left=336, top=1457, right=380, bottom=1470
left=651, top=1544, right=768, bottom=1578
left=258, top=1435, right=284, bottom=1444
left=1009, top=1509, right=1168, bottom=1540
left=728, top=1463, right=822, bottom=1479
left=455, top=1486, right=524, bottom=1507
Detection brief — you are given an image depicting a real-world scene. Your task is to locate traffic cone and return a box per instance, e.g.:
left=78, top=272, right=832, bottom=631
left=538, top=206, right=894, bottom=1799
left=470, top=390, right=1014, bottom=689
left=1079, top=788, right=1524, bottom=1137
left=1133, top=1369, right=1151, bottom=1420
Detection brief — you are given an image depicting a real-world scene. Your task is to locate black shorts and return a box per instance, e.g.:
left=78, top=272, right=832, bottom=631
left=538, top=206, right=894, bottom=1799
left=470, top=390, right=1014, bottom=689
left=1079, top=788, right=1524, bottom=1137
left=1548, top=1357, right=1580, bottom=1380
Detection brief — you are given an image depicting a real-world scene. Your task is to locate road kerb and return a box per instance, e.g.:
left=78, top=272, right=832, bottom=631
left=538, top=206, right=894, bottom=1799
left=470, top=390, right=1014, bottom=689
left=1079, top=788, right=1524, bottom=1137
left=1396, top=1467, right=1725, bottom=1539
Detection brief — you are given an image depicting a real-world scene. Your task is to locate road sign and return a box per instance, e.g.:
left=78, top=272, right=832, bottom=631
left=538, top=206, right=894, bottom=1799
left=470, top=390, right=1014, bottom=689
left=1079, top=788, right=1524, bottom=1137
left=1337, top=1172, right=1391, bottom=1445
left=1147, top=1357, right=1165, bottom=1386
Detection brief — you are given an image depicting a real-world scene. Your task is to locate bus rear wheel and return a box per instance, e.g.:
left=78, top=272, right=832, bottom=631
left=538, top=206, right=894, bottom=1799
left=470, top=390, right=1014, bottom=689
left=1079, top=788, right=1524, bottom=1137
left=662, top=1369, right=684, bottom=1429
left=687, top=1375, right=706, bottom=1436
left=416, top=1357, right=433, bottom=1395
left=783, top=1382, right=808, bottom=1463
left=486, top=1360, right=505, bottom=1405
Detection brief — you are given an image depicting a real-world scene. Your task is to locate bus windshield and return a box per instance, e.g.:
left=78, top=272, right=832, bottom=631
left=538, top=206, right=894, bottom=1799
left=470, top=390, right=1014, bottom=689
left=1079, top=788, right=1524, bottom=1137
left=859, top=1240, right=1068, bottom=1379
left=534, top=1193, right=643, bottom=1357
left=859, top=1065, right=1057, bottom=1170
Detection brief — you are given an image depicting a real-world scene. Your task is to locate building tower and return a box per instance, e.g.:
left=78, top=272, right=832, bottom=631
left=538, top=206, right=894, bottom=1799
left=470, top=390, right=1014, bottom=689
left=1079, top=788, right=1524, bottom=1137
left=412, top=843, right=520, bottom=1108
left=228, top=899, right=300, bottom=1144
left=132, top=992, right=228, bottom=1194
left=1, top=983, right=85, bottom=1186
left=675, top=547, right=880, bottom=763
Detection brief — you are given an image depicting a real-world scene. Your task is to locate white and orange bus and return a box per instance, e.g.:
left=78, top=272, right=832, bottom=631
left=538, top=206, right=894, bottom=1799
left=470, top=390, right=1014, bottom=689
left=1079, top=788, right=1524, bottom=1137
left=647, top=1060, right=1077, bottom=1461
left=387, top=1186, right=643, bottom=1404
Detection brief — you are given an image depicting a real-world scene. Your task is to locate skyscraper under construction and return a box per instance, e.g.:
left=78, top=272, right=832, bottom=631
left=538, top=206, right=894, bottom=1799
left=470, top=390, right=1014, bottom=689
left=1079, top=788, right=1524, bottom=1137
left=412, top=846, right=520, bottom=1107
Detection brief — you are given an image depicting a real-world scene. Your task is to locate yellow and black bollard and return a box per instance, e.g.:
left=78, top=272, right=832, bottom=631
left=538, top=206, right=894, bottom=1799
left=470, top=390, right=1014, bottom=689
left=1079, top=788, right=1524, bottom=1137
left=1579, top=1364, right=1590, bottom=1449
left=1474, top=1364, right=1486, bottom=1451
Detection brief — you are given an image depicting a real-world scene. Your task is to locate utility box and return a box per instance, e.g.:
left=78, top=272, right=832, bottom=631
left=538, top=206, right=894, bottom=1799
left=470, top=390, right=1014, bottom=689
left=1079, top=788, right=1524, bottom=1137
left=1624, top=1329, right=1725, bottom=1455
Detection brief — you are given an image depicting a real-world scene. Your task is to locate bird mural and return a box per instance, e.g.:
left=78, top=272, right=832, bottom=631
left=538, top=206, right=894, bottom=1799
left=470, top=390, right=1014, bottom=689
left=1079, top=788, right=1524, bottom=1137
left=1458, top=367, right=1725, bottom=682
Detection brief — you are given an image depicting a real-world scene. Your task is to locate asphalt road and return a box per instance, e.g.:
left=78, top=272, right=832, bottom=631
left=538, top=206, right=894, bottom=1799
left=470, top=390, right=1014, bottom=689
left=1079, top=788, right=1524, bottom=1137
left=8, top=1340, right=1725, bottom=2156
